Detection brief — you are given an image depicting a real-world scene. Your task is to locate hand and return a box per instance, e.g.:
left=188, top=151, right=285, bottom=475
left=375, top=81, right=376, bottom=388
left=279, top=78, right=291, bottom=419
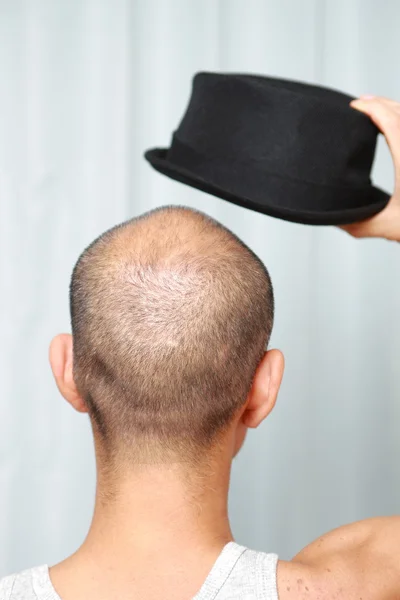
left=340, top=96, right=400, bottom=242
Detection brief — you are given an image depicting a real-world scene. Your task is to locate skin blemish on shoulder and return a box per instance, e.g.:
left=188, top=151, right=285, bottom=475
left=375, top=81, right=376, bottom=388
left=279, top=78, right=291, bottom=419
left=296, top=577, right=311, bottom=594
left=287, top=587, right=290, bottom=591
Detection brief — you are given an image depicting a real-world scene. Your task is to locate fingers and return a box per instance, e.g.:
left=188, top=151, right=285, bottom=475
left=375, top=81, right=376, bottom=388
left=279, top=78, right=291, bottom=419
left=341, top=95, right=400, bottom=241
left=340, top=218, right=383, bottom=239
left=350, top=96, right=400, bottom=157
left=352, top=95, right=400, bottom=116
left=339, top=197, right=400, bottom=241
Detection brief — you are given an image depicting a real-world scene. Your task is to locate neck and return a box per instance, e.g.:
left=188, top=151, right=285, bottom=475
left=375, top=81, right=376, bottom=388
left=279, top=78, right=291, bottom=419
left=85, top=461, right=233, bottom=560
left=50, top=454, right=234, bottom=599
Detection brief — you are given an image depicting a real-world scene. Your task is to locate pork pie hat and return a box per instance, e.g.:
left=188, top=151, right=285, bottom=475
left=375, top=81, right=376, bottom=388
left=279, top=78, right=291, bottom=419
left=145, top=72, right=389, bottom=226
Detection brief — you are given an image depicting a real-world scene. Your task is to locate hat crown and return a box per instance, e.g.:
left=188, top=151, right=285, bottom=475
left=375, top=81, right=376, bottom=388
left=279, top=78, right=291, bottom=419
left=170, top=72, right=379, bottom=188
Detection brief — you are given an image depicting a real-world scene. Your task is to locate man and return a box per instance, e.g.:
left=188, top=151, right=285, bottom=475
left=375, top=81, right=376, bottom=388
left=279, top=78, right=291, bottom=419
left=1, top=96, right=399, bottom=600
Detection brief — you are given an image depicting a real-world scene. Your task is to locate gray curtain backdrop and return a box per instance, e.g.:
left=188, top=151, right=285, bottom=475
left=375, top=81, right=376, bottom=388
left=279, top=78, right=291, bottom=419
left=1, top=0, right=399, bottom=576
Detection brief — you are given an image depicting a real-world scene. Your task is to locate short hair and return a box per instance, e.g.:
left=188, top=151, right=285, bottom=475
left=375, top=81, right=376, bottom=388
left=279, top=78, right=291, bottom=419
left=70, top=206, right=274, bottom=463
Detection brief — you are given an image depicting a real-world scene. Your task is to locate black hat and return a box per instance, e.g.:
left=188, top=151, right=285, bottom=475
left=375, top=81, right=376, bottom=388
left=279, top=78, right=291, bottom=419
left=145, top=72, right=389, bottom=226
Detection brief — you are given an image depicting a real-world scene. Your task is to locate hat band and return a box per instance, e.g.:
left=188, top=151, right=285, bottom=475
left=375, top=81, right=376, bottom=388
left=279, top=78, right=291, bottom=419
left=167, top=135, right=372, bottom=192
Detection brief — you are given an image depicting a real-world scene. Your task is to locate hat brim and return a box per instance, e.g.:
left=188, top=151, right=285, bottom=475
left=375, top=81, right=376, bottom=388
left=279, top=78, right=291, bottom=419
left=145, top=148, right=390, bottom=226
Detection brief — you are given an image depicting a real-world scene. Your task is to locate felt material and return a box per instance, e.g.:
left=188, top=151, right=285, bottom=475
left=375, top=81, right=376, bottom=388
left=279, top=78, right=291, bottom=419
left=145, top=72, right=390, bottom=226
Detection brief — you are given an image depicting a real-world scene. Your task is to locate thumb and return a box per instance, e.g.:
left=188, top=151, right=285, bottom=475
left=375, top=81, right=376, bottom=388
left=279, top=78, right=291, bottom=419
left=351, top=96, right=400, bottom=160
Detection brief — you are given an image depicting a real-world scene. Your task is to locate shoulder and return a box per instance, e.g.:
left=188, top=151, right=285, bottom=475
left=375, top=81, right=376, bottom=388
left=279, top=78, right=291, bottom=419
left=276, top=517, right=400, bottom=600
left=0, top=565, right=45, bottom=599
left=0, top=572, right=16, bottom=599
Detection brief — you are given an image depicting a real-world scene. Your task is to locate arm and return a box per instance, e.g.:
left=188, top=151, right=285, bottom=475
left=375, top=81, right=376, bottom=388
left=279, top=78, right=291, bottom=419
left=340, top=96, right=400, bottom=242
left=275, top=97, right=400, bottom=600
left=277, top=517, right=400, bottom=600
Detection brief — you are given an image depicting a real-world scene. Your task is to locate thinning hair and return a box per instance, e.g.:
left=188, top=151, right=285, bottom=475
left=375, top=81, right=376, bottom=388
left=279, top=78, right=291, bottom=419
left=70, top=206, right=274, bottom=463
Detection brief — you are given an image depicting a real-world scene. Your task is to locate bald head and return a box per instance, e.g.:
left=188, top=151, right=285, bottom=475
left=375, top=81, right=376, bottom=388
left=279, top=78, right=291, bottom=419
left=70, top=206, right=274, bottom=462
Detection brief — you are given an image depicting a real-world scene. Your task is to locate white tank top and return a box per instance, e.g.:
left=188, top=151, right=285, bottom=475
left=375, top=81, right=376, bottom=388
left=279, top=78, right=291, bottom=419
left=0, top=542, right=279, bottom=599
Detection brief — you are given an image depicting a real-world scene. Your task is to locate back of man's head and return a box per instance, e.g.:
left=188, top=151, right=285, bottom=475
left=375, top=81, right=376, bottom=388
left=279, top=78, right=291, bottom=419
left=70, top=206, right=274, bottom=464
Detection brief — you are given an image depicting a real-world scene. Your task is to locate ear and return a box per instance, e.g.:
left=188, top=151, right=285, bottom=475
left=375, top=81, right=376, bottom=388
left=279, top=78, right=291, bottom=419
left=242, top=349, right=284, bottom=428
left=49, top=334, right=88, bottom=414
